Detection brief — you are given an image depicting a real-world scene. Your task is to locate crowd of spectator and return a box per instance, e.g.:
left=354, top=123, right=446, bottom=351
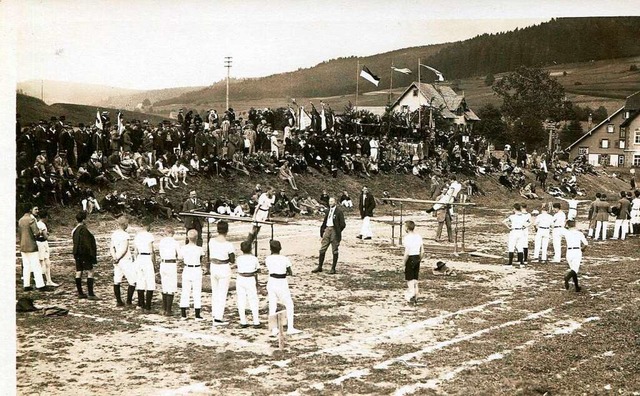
left=16, top=107, right=607, bottom=220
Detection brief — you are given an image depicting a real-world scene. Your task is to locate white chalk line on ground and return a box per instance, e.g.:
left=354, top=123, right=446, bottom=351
left=68, top=312, right=265, bottom=348
left=246, top=299, right=505, bottom=374
left=393, top=315, right=603, bottom=396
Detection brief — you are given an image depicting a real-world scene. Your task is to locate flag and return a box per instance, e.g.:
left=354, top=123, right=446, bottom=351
left=95, top=110, right=103, bottom=130
left=391, top=66, right=412, bottom=75
left=320, top=108, right=327, bottom=132
left=360, top=66, right=380, bottom=86
left=420, top=64, right=445, bottom=82
left=299, top=106, right=311, bottom=130
left=117, top=111, right=125, bottom=135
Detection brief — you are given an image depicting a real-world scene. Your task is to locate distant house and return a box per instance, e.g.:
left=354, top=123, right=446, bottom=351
left=566, top=91, right=640, bottom=167
left=389, top=82, right=480, bottom=131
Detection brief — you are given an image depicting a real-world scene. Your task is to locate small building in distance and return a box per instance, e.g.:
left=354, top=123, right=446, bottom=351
left=566, top=91, right=640, bottom=167
left=389, top=82, right=480, bottom=132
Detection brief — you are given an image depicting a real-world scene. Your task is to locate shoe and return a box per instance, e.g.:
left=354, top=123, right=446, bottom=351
left=240, top=323, right=250, bottom=329
left=564, top=278, right=570, bottom=290
left=194, top=316, right=205, bottom=321
left=23, top=286, right=33, bottom=292
left=116, top=301, right=125, bottom=307
left=252, top=323, right=262, bottom=329
left=575, top=286, right=582, bottom=292
left=311, top=267, right=322, bottom=273
left=364, top=237, right=372, bottom=240
left=270, top=328, right=280, bottom=337
left=356, top=235, right=362, bottom=239
left=78, top=293, right=88, bottom=299
left=286, top=328, right=302, bottom=335
left=213, top=319, right=229, bottom=326
left=87, top=295, right=101, bottom=301
left=180, top=316, right=188, bottom=321
left=47, top=281, right=60, bottom=287
left=328, top=269, right=336, bottom=274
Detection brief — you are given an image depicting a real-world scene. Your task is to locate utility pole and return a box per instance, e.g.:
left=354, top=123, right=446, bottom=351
left=224, top=56, right=232, bottom=111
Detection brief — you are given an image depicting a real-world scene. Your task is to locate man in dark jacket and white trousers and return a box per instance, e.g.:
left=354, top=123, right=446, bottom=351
left=357, top=186, right=376, bottom=240
left=313, top=197, right=346, bottom=274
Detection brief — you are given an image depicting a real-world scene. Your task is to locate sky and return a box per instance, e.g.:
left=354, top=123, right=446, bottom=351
left=9, top=0, right=640, bottom=90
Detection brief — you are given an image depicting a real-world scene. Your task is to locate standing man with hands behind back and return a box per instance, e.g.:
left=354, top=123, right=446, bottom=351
left=357, top=186, right=376, bottom=240
left=313, top=197, right=346, bottom=274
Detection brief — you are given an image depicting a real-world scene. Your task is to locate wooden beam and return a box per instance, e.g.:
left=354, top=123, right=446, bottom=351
left=385, top=198, right=477, bottom=206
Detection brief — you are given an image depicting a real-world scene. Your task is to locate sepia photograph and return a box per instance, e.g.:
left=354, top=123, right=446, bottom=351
left=4, top=0, right=640, bottom=394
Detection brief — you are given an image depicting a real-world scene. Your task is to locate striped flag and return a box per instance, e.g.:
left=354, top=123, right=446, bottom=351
left=420, top=64, right=445, bottom=82
left=391, top=66, right=412, bottom=75
left=299, top=106, right=312, bottom=130
left=95, top=110, right=103, bottom=130
left=117, top=111, right=125, bottom=135
left=360, top=66, right=380, bottom=87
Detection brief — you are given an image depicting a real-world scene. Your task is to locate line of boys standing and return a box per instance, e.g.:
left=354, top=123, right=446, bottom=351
left=109, top=218, right=301, bottom=335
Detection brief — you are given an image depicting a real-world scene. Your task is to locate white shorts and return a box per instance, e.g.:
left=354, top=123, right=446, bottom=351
left=113, top=257, right=136, bottom=285
left=160, top=261, right=178, bottom=293
left=254, top=208, right=269, bottom=223
left=136, top=255, right=156, bottom=290
left=36, top=241, right=49, bottom=261
left=566, top=250, right=582, bottom=273
left=267, top=278, right=291, bottom=304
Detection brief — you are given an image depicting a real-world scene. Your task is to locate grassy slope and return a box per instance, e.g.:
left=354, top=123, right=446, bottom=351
left=16, top=94, right=170, bottom=126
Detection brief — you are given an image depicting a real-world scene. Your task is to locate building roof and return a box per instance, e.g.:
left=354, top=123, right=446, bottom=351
left=620, top=109, right=640, bottom=128
left=565, top=106, right=624, bottom=152
left=625, top=91, right=640, bottom=111
left=391, top=82, right=466, bottom=119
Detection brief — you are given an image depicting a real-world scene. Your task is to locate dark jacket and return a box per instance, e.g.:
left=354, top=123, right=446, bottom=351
left=72, top=223, right=97, bottom=264
left=182, top=198, right=204, bottom=229
left=320, top=206, right=346, bottom=241
left=359, top=192, right=376, bottom=219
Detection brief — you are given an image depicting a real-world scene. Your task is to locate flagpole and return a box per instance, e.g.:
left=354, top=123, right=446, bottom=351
left=388, top=62, right=393, bottom=106
left=355, top=59, right=359, bottom=112
left=418, top=58, right=421, bottom=130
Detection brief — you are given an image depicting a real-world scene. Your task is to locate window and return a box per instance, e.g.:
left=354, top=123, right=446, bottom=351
left=599, top=154, right=609, bottom=165
left=620, top=127, right=626, bottom=138
left=607, top=124, right=614, bottom=133
left=618, top=155, right=625, bottom=165
left=578, top=147, right=589, bottom=155
left=600, top=139, right=609, bottom=149
left=619, top=140, right=626, bottom=149
left=635, top=129, right=640, bottom=144
left=413, top=89, right=419, bottom=97
left=624, top=111, right=630, bottom=119
left=634, top=154, right=640, bottom=166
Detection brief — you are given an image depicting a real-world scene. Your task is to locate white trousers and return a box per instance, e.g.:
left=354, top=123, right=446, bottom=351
left=180, top=267, right=202, bottom=309
left=210, top=264, right=231, bottom=321
left=612, top=219, right=629, bottom=240
left=532, top=230, right=550, bottom=261
left=360, top=216, right=373, bottom=238
left=113, top=257, right=136, bottom=285
left=236, top=276, right=260, bottom=325
left=594, top=221, right=609, bottom=240
left=552, top=228, right=564, bottom=262
left=160, top=262, right=178, bottom=294
left=267, top=279, right=294, bottom=331
left=21, top=251, right=45, bottom=288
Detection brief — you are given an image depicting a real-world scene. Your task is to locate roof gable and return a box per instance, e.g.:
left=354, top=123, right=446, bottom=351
left=565, top=106, right=624, bottom=151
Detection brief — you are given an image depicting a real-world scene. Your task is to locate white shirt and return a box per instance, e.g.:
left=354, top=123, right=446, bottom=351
left=258, top=193, right=275, bottom=210
left=134, top=230, right=155, bottom=254
left=507, top=213, right=527, bottom=230
left=403, top=233, right=423, bottom=256
left=158, top=236, right=181, bottom=260
left=521, top=211, right=532, bottom=229
left=534, top=212, right=554, bottom=229
left=111, top=229, right=132, bottom=261
left=181, top=244, right=203, bottom=267
left=564, top=229, right=588, bottom=250
left=326, top=206, right=336, bottom=227
left=266, top=254, right=291, bottom=275
left=236, top=254, right=259, bottom=274
left=209, top=239, right=235, bottom=261
left=553, top=211, right=567, bottom=229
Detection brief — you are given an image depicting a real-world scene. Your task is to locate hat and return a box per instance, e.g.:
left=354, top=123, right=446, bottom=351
left=434, top=261, right=447, bottom=270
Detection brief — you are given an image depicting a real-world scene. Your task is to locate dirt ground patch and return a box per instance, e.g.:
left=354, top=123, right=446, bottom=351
left=14, top=174, right=640, bottom=395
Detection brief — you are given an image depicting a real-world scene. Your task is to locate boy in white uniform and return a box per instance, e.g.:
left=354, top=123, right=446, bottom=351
left=563, top=220, right=588, bottom=292
left=180, top=229, right=205, bottom=320
left=402, top=221, right=424, bottom=305
left=266, top=240, right=301, bottom=336
left=110, top=216, right=137, bottom=307
left=551, top=202, right=567, bottom=263
left=158, top=226, right=182, bottom=317
left=502, top=203, right=526, bottom=266
left=36, top=211, right=59, bottom=287
left=520, top=203, right=532, bottom=263
left=133, top=223, right=156, bottom=312
left=531, top=205, right=554, bottom=263
left=209, top=221, right=236, bottom=326
left=249, top=187, right=275, bottom=242
left=236, top=240, right=261, bottom=328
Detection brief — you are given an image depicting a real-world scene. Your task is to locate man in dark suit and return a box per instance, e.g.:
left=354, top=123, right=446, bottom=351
left=313, top=197, right=346, bottom=274
left=72, top=211, right=98, bottom=300
left=357, top=186, right=376, bottom=240
left=182, top=190, right=204, bottom=246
